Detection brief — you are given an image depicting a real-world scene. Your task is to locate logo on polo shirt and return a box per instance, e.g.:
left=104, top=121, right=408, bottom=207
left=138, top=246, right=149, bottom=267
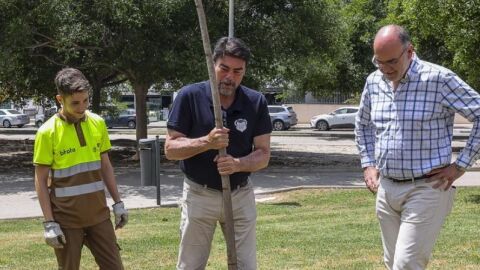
left=234, top=119, right=247, bottom=132
left=60, top=147, right=76, bottom=156
left=92, top=143, right=100, bottom=153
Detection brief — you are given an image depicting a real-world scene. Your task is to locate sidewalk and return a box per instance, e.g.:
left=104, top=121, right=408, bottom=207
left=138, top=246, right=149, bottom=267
left=0, top=122, right=478, bottom=220
left=1, top=166, right=480, bottom=220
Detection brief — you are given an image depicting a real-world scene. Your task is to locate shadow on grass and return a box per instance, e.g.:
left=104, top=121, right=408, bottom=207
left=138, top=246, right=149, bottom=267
left=268, top=150, right=359, bottom=168
left=265, top=202, right=302, bottom=207
left=464, top=194, right=480, bottom=204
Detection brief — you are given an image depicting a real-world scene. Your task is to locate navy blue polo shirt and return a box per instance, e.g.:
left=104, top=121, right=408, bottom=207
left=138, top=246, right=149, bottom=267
left=167, top=81, right=272, bottom=190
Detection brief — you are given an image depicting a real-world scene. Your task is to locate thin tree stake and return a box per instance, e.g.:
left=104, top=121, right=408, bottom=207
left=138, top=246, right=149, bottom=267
left=193, top=1, right=238, bottom=269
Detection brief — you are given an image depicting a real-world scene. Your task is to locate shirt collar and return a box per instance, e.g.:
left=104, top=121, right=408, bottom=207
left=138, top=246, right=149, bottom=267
left=57, top=110, right=87, bottom=124
left=405, top=53, right=420, bottom=79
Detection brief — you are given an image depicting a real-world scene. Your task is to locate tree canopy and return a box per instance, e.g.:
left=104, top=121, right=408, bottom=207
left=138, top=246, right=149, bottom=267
left=384, top=0, right=480, bottom=90
left=1, top=0, right=480, bottom=135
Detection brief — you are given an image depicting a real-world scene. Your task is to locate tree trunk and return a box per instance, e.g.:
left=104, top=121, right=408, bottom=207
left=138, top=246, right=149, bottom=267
left=132, top=81, right=149, bottom=142
left=86, top=72, right=102, bottom=114
left=90, top=80, right=102, bottom=114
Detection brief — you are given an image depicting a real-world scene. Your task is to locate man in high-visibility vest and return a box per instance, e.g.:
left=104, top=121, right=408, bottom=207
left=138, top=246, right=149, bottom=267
left=34, top=67, right=128, bottom=270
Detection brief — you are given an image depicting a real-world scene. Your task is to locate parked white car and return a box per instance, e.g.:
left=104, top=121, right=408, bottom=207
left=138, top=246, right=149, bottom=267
left=35, top=107, right=58, bottom=128
left=310, top=106, right=359, bottom=131
left=268, top=105, right=298, bottom=131
left=0, top=109, right=30, bottom=128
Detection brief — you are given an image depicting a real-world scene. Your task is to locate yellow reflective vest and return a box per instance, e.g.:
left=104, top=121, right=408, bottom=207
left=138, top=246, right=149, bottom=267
left=34, top=111, right=111, bottom=228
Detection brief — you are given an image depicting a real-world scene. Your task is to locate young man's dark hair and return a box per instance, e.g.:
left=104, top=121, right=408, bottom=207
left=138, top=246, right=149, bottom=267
left=212, top=37, right=251, bottom=64
left=54, top=68, right=92, bottom=96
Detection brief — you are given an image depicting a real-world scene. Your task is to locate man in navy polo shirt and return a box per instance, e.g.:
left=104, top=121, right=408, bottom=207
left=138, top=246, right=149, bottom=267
left=165, top=37, right=272, bottom=270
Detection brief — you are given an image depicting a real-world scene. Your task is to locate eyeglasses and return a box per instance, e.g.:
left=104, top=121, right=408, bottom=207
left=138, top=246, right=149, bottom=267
left=372, top=47, right=407, bottom=68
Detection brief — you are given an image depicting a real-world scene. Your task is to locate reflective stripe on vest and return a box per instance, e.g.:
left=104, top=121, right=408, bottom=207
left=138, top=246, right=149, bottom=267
left=55, top=181, right=105, bottom=198
left=53, top=161, right=101, bottom=178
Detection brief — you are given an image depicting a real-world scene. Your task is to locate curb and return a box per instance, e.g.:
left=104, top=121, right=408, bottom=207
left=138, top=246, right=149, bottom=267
left=0, top=128, right=472, bottom=140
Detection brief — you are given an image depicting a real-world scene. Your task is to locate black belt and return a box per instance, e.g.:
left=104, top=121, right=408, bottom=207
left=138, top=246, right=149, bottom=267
left=230, top=179, right=249, bottom=191
left=385, top=174, right=429, bottom=183
left=187, top=176, right=249, bottom=191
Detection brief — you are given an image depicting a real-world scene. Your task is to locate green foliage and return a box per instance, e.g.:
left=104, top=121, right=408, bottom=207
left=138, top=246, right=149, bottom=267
left=1, top=0, right=480, bottom=106
left=0, top=0, right=356, bottom=103
left=338, top=0, right=388, bottom=95
left=442, top=0, right=480, bottom=89
left=235, top=0, right=352, bottom=96
left=343, top=91, right=362, bottom=105
left=384, top=0, right=480, bottom=90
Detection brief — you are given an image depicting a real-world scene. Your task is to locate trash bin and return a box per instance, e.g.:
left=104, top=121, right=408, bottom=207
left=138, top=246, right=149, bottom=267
left=162, top=108, right=169, bottom=121
left=139, top=138, right=157, bottom=186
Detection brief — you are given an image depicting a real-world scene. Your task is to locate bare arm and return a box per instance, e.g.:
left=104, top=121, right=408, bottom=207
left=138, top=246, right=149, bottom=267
left=216, top=133, right=271, bottom=175
left=100, top=152, right=121, bottom=203
left=238, top=133, right=271, bottom=172
left=164, top=127, right=229, bottom=160
left=34, top=165, right=54, bottom=221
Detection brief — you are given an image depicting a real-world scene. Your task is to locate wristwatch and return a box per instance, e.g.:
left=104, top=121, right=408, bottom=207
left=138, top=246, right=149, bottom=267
left=454, top=163, right=467, bottom=172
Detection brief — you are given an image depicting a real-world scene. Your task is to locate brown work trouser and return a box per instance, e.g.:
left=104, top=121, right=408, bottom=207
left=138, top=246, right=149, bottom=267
left=54, top=219, right=124, bottom=270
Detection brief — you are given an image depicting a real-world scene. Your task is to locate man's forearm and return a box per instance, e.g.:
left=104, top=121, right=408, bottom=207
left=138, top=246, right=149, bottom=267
left=34, top=166, right=54, bottom=221
left=165, top=135, right=210, bottom=160
left=457, top=118, right=480, bottom=168
left=102, top=168, right=121, bottom=203
left=101, top=153, right=121, bottom=203
left=237, top=148, right=270, bottom=173
left=35, top=182, right=54, bottom=221
left=355, top=126, right=376, bottom=168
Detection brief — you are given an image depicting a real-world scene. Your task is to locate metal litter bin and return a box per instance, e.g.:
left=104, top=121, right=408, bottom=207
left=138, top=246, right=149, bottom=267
left=139, top=138, right=158, bottom=186
left=162, top=108, right=169, bottom=121
left=139, top=136, right=163, bottom=206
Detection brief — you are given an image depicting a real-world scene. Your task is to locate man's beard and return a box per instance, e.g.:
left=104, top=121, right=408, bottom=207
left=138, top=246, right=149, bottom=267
left=61, top=109, right=85, bottom=123
left=218, top=80, right=237, bottom=96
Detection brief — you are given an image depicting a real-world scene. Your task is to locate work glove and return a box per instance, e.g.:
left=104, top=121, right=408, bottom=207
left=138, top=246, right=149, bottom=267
left=43, top=221, right=66, bottom=249
left=112, top=201, right=128, bottom=230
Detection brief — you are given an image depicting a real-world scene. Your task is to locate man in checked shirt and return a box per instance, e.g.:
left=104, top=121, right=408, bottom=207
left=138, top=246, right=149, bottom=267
left=355, top=24, right=480, bottom=270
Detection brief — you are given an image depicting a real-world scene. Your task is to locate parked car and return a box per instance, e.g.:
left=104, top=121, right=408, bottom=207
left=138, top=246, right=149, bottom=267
left=104, top=109, right=138, bottom=129
left=0, top=109, right=30, bottom=128
left=268, top=105, right=298, bottom=131
left=310, top=106, right=359, bottom=131
left=35, top=107, right=58, bottom=128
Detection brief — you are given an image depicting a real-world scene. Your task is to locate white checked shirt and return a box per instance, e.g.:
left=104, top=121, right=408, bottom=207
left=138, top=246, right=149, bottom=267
left=355, top=54, right=480, bottom=179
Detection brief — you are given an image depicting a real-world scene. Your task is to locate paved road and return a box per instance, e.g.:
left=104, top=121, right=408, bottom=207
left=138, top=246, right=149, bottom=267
left=1, top=121, right=479, bottom=220
left=0, top=120, right=476, bottom=139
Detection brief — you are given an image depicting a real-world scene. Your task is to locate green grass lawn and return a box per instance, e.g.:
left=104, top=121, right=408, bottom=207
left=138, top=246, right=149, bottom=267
left=1, top=188, right=479, bottom=269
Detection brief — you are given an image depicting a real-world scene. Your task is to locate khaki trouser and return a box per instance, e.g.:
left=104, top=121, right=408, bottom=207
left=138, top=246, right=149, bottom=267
left=376, top=176, right=456, bottom=270
left=177, top=178, right=257, bottom=270
left=54, top=218, right=123, bottom=270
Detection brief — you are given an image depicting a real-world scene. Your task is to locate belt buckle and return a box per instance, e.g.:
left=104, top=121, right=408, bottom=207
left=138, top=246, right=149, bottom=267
left=233, top=180, right=248, bottom=191
left=240, top=180, right=248, bottom=188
